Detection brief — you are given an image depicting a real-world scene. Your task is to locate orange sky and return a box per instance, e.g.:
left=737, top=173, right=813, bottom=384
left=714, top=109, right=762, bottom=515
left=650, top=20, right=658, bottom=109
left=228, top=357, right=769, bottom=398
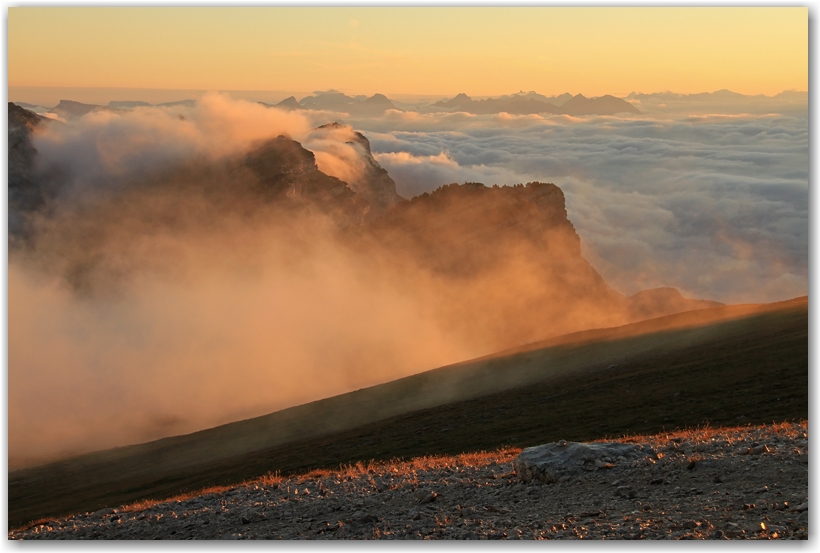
left=8, top=7, right=808, bottom=97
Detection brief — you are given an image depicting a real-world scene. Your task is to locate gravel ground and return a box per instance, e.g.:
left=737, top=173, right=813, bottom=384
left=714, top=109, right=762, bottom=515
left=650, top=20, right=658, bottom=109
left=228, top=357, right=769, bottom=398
left=9, top=422, right=808, bottom=540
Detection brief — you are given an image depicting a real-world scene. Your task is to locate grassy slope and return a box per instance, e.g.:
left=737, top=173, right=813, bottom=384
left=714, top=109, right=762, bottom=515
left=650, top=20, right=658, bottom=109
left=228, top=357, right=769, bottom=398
left=8, top=298, right=807, bottom=528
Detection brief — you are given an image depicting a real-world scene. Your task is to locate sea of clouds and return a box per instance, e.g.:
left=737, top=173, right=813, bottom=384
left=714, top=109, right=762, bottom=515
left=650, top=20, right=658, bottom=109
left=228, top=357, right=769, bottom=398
left=343, top=106, right=808, bottom=304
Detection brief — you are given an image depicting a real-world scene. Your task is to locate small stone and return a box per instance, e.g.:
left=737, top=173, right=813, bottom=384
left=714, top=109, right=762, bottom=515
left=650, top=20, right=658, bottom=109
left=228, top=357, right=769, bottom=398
left=416, top=491, right=438, bottom=504
left=615, top=486, right=636, bottom=499
left=792, top=502, right=808, bottom=513
left=239, top=509, right=266, bottom=525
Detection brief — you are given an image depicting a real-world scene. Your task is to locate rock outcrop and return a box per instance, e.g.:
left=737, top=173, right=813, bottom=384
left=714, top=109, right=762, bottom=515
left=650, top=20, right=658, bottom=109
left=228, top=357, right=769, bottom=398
left=240, top=134, right=369, bottom=222
left=8, top=103, right=50, bottom=233
left=358, top=181, right=632, bottom=348
left=513, top=440, right=655, bottom=484
left=274, top=96, right=302, bottom=110
left=48, top=99, right=108, bottom=120
left=310, top=122, right=404, bottom=217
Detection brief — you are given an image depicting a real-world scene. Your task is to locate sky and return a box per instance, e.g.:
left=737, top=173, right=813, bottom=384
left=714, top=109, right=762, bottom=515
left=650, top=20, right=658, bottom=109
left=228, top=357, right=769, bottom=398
left=7, top=6, right=808, bottom=97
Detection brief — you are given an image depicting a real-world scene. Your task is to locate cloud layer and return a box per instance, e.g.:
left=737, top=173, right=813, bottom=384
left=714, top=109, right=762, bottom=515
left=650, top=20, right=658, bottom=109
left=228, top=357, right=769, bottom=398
left=347, top=108, right=808, bottom=303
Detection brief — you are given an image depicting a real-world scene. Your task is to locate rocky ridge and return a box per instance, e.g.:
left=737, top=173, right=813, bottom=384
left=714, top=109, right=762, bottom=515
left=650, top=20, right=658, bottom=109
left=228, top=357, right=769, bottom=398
left=9, top=422, right=807, bottom=540
left=309, top=122, right=404, bottom=216
left=7, top=102, right=722, bottom=333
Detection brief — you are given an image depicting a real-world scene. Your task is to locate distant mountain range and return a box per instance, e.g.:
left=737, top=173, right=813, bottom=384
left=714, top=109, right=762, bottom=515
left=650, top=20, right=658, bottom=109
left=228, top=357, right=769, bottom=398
left=625, top=89, right=808, bottom=102
left=431, top=92, right=640, bottom=116
left=12, top=88, right=806, bottom=121
left=271, top=89, right=639, bottom=116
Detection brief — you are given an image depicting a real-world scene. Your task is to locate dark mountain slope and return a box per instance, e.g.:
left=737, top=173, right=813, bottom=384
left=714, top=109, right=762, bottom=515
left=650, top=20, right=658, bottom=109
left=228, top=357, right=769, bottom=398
left=7, top=297, right=806, bottom=528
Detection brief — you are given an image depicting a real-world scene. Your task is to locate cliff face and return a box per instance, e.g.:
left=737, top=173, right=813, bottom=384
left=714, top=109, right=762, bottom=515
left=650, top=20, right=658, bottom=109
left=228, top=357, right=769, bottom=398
left=367, top=182, right=583, bottom=273
left=240, top=134, right=370, bottom=222
left=357, top=182, right=632, bottom=349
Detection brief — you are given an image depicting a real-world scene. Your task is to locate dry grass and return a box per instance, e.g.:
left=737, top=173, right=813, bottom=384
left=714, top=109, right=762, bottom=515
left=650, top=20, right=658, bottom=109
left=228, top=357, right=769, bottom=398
left=112, top=421, right=803, bottom=513
left=98, top=446, right=525, bottom=520
left=614, top=419, right=807, bottom=448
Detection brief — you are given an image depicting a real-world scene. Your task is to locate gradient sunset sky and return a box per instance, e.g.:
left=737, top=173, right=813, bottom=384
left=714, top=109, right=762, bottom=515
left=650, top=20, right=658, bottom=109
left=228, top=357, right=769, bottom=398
left=8, top=7, right=807, bottom=97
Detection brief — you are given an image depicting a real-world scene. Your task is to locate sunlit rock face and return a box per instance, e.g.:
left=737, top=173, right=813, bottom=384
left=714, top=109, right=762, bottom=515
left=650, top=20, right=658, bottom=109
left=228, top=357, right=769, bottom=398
left=368, top=181, right=586, bottom=275
left=241, top=134, right=371, bottom=223
left=358, top=181, right=632, bottom=349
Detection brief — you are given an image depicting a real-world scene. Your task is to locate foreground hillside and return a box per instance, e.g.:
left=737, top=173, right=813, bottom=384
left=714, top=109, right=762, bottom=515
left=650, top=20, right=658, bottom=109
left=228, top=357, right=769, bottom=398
left=10, top=422, right=808, bottom=539
left=8, top=297, right=807, bottom=528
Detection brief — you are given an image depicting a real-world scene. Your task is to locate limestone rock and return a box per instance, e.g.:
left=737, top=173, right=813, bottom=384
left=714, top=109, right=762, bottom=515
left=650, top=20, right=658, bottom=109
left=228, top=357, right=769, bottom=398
left=513, top=441, right=655, bottom=484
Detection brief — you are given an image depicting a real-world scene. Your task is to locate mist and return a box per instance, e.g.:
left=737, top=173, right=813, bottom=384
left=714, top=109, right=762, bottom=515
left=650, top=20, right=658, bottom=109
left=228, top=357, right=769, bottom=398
left=9, top=91, right=807, bottom=469
left=8, top=212, right=482, bottom=469
left=10, top=96, right=629, bottom=469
